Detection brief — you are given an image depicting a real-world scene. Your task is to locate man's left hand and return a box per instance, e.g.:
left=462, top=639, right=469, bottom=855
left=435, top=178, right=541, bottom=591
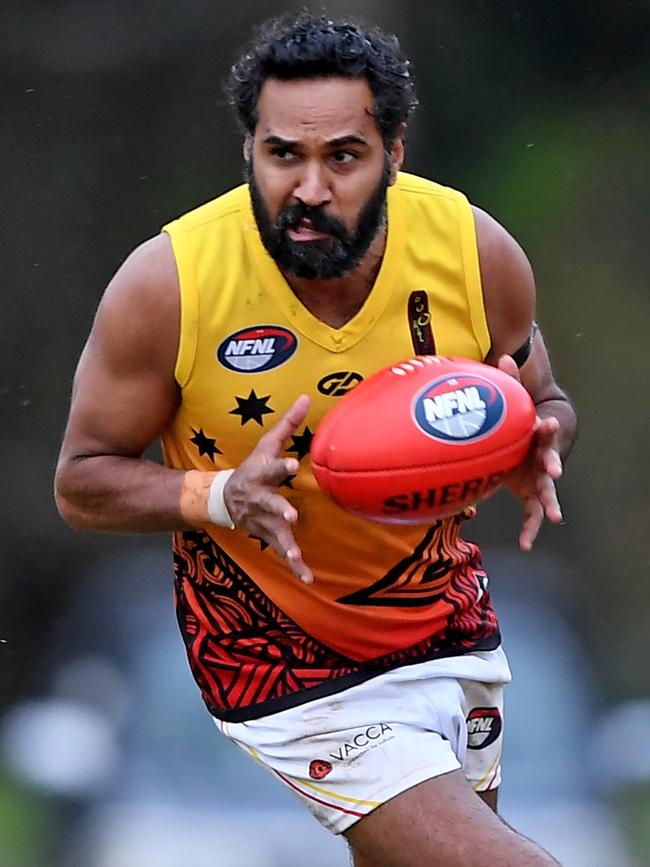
left=498, top=355, right=564, bottom=551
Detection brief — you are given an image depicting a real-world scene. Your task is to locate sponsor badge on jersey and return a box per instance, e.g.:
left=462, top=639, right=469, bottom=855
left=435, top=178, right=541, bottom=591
left=412, top=374, right=505, bottom=444
left=217, top=326, right=298, bottom=373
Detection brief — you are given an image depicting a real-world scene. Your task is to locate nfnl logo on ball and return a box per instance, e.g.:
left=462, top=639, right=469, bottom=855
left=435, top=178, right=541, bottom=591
left=217, top=326, right=298, bottom=372
left=413, top=374, right=505, bottom=443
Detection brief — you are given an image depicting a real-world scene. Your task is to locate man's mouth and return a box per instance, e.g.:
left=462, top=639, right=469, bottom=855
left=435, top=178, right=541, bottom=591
left=286, top=219, right=332, bottom=242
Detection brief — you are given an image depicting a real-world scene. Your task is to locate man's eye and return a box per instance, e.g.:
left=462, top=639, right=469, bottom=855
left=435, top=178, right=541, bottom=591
left=332, top=152, right=356, bottom=165
left=272, top=148, right=295, bottom=160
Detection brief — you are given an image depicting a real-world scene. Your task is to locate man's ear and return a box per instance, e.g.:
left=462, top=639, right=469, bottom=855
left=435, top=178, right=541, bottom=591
left=388, top=127, right=405, bottom=185
left=243, top=135, right=253, bottom=163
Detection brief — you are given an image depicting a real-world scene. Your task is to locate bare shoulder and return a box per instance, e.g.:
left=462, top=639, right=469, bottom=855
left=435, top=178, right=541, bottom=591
left=472, top=206, right=535, bottom=360
left=58, top=233, right=181, bottom=463
left=91, top=232, right=179, bottom=376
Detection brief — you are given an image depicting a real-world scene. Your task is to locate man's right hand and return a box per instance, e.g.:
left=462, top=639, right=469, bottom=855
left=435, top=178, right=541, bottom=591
left=224, top=394, right=313, bottom=584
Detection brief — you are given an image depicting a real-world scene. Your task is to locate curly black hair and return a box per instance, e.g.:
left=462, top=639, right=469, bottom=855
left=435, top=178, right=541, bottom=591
left=225, top=12, right=418, bottom=147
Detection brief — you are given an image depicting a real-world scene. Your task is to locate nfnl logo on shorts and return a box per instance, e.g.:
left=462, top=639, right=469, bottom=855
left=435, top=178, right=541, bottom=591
left=217, top=326, right=298, bottom=373
left=413, top=374, right=505, bottom=443
left=466, top=707, right=502, bottom=750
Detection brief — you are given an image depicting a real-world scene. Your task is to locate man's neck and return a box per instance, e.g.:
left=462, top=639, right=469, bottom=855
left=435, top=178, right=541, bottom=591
left=282, top=228, right=387, bottom=329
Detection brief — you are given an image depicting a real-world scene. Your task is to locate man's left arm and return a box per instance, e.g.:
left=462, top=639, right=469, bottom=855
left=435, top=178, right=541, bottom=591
left=473, top=206, right=578, bottom=550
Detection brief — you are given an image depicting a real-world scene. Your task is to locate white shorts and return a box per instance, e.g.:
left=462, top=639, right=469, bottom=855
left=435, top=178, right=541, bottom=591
left=215, top=647, right=511, bottom=834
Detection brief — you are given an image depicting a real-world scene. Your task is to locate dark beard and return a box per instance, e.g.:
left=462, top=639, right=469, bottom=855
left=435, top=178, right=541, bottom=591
left=247, top=158, right=390, bottom=280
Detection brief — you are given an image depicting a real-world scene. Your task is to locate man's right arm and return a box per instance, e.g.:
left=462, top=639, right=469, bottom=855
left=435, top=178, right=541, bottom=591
left=54, top=233, right=214, bottom=532
left=54, top=233, right=314, bottom=581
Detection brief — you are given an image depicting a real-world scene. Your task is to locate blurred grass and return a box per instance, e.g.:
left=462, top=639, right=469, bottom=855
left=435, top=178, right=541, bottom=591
left=617, top=784, right=650, bottom=863
left=0, top=767, right=58, bottom=867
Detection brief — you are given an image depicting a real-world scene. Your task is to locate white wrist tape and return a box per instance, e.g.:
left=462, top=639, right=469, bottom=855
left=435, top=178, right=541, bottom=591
left=207, top=469, right=236, bottom=528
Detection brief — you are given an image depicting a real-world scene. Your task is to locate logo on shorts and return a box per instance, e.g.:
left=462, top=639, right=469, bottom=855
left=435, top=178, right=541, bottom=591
left=328, top=724, right=394, bottom=763
left=217, top=326, right=298, bottom=372
left=413, top=374, right=505, bottom=443
left=309, top=759, right=333, bottom=780
left=466, top=707, right=502, bottom=750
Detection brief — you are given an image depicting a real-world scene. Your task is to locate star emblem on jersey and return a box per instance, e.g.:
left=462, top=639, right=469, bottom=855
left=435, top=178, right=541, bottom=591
left=286, top=426, right=314, bottom=461
left=229, top=390, right=275, bottom=426
left=249, top=534, right=270, bottom=551
left=189, top=428, right=223, bottom=462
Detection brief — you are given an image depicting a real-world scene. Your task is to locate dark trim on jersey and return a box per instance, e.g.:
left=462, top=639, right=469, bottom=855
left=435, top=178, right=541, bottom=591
left=208, top=632, right=502, bottom=722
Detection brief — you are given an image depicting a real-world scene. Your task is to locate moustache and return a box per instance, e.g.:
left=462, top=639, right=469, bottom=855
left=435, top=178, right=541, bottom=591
left=276, top=203, right=348, bottom=239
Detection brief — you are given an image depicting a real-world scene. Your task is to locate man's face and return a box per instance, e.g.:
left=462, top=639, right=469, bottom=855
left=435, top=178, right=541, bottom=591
left=246, top=77, right=403, bottom=280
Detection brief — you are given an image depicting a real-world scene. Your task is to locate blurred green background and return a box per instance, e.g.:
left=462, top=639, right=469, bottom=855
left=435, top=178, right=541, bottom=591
left=1, top=1, right=649, bottom=865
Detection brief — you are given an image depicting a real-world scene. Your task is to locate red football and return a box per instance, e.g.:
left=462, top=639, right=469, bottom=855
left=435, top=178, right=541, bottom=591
left=311, top=356, right=536, bottom=523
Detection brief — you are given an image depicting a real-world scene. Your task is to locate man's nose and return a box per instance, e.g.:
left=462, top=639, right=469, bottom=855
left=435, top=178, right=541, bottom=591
left=293, top=162, right=332, bottom=208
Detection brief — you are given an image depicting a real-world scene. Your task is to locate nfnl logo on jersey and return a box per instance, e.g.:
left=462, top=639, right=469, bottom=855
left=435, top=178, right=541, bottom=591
left=217, top=326, right=298, bottom=373
left=413, top=374, right=505, bottom=443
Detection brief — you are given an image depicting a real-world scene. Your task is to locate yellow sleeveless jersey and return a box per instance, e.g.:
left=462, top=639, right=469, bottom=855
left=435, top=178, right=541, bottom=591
left=161, top=173, right=499, bottom=721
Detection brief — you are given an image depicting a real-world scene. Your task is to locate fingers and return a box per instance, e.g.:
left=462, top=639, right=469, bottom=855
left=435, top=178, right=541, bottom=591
left=519, top=496, right=543, bottom=552
left=225, top=395, right=313, bottom=582
left=235, top=490, right=313, bottom=583
left=497, top=354, right=521, bottom=382
left=519, top=477, right=563, bottom=551
left=533, top=414, right=559, bottom=442
left=533, top=416, right=562, bottom=479
left=542, top=447, right=563, bottom=480
left=252, top=490, right=298, bottom=522
left=250, top=502, right=313, bottom=584
left=255, top=394, right=311, bottom=457
left=269, top=528, right=314, bottom=585
left=225, top=467, right=313, bottom=583
left=537, top=474, right=563, bottom=524
left=256, top=457, right=300, bottom=488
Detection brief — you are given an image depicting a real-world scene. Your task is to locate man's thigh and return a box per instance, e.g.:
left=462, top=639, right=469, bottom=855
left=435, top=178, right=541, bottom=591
left=345, top=770, right=558, bottom=867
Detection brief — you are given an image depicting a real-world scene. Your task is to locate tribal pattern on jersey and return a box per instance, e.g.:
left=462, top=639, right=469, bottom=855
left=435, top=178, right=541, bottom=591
left=173, top=527, right=500, bottom=722
left=337, top=519, right=484, bottom=607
